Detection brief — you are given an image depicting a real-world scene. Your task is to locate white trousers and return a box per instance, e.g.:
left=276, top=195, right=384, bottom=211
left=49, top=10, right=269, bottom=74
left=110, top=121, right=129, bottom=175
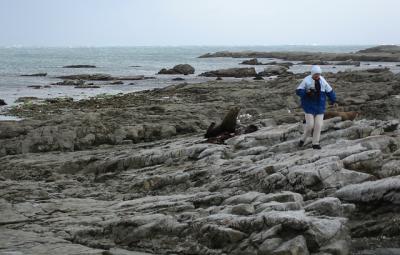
left=301, top=113, right=324, bottom=145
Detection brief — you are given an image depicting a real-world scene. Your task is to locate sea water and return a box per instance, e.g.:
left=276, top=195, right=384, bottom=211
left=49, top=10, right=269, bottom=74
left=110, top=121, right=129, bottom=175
left=0, top=45, right=398, bottom=108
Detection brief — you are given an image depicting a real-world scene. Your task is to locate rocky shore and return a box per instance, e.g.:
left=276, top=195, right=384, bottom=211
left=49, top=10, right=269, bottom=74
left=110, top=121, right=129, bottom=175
left=199, top=45, right=400, bottom=62
left=1, top=47, right=400, bottom=254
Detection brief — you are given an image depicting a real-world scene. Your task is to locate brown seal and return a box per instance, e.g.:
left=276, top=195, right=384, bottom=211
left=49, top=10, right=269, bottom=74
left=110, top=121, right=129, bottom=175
left=324, top=111, right=359, bottom=121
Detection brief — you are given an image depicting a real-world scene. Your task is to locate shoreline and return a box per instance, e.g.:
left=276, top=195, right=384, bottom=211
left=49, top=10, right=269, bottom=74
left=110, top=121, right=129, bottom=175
left=1, top=45, right=400, bottom=254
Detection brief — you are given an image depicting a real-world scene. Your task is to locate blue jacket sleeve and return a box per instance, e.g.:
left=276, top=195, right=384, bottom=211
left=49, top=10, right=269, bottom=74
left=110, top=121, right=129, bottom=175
left=326, top=90, right=336, bottom=104
left=296, top=89, right=306, bottom=98
left=296, top=78, right=307, bottom=98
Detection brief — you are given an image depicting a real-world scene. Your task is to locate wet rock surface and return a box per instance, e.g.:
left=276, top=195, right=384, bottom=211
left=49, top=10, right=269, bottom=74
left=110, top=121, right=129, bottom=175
left=1, top=67, right=400, bottom=254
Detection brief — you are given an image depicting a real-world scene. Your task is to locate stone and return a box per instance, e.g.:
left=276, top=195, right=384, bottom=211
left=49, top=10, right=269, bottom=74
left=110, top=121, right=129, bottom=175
left=240, top=58, right=265, bottom=65
left=259, top=238, right=284, bottom=255
left=319, top=240, right=349, bottom=255
left=230, top=204, right=255, bottom=215
left=335, top=177, right=400, bottom=204
left=0, top=228, right=105, bottom=255
left=199, top=67, right=257, bottom=78
left=271, top=235, right=309, bottom=255
left=342, top=150, right=383, bottom=174
left=172, top=64, right=195, bottom=75
left=258, top=66, right=289, bottom=76
left=379, top=160, right=400, bottom=178
left=304, top=197, right=344, bottom=217
left=158, top=64, right=195, bottom=75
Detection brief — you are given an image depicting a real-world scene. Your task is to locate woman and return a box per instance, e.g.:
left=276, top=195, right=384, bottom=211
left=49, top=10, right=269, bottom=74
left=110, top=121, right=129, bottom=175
left=296, top=65, right=337, bottom=149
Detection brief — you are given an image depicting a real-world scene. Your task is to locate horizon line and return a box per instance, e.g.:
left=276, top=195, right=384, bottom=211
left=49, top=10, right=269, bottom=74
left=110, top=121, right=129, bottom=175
left=0, top=43, right=393, bottom=49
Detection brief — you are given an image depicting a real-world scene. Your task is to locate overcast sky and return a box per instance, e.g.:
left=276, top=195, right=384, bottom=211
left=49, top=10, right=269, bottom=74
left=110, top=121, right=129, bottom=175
left=1, top=0, right=399, bottom=47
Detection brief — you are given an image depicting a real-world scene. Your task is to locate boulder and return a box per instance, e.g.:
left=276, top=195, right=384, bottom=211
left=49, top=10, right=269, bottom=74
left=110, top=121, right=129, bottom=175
left=304, top=197, right=346, bottom=217
left=258, top=238, right=284, bottom=254
left=240, top=58, right=265, bottom=65
left=0, top=99, right=6, bottom=106
left=335, top=177, right=400, bottom=204
left=173, top=64, right=195, bottom=75
left=254, top=75, right=264, bottom=80
left=272, top=235, right=310, bottom=255
left=199, top=68, right=257, bottom=78
left=258, top=65, right=289, bottom=76
left=158, top=64, right=195, bottom=75
left=379, top=160, right=400, bottom=178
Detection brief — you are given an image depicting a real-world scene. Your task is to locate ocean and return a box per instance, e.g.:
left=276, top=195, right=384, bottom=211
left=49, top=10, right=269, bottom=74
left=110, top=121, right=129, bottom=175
left=0, top=45, right=398, bottom=108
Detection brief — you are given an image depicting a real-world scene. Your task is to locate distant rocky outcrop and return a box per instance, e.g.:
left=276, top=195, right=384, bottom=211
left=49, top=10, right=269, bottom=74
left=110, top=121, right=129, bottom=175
left=52, top=80, right=85, bottom=86
left=56, top=73, right=112, bottom=80
left=63, top=65, right=96, bottom=68
left=14, top=97, right=40, bottom=103
left=240, top=58, right=266, bottom=65
left=199, top=45, right=400, bottom=62
left=158, top=64, right=195, bottom=75
left=55, top=74, right=146, bottom=81
left=258, top=65, right=290, bottom=76
left=172, top=77, right=185, bottom=81
left=74, top=85, right=101, bottom=89
left=266, top=61, right=294, bottom=68
left=357, top=44, right=400, bottom=54
left=20, top=73, right=47, bottom=77
left=199, top=67, right=257, bottom=78
left=335, top=60, right=361, bottom=66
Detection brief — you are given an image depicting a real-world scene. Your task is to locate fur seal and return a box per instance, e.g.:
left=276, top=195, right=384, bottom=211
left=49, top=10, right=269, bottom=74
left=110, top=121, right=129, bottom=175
left=324, top=111, right=359, bottom=121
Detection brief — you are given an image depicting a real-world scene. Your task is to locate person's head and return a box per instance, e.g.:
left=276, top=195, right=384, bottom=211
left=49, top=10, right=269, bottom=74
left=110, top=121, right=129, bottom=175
left=311, top=65, right=322, bottom=80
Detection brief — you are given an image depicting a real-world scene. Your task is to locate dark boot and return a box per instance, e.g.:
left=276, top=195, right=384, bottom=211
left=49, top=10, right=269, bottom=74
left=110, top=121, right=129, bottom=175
left=312, top=144, right=322, bottom=150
